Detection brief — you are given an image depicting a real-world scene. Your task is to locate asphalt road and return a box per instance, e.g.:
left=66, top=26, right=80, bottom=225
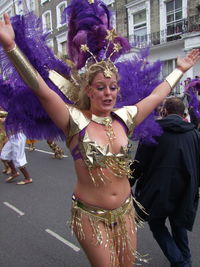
left=0, top=141, right=199, bottom=267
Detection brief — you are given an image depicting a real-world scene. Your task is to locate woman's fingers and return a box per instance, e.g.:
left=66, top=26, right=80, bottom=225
left=3, top=13, right=10, bottom=25
left=187, top=49, right=200, bottom=61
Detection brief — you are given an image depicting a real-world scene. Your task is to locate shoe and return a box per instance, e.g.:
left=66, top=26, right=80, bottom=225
left=6, top=168, right=11, bottom=175
left=5, top=172, right=20, bottom=182
left=2, top=168, right=11, bottom=174
left=16, top=178, right=33, bottom=185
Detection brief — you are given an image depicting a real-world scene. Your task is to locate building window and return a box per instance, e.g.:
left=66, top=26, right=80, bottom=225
left=166, top=0, right=183, bottom=41
left=56, top=32, right=67, bottom=57
left=133, top=10, right=147, bottom=36
left=42, top=11, right=52, bottom=33
left=162, top=59, right=173, bottom=78
left=27, top=0, right=35, bottom=11
left=133, top=9, right=147, bottom=44
left=56, top=1, right=67, bottom=28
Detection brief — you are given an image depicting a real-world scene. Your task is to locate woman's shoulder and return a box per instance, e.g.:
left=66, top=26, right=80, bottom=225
left=113, top=106, right=138, bottom=118
left=66, top=105, right=90, bottom=145
left=112, top=106, right=138, bottom=136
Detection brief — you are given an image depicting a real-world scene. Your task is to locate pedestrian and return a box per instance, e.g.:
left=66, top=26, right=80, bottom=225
left=1, top=132, right=33, bottom=185
left=0, top=108, right=11, bottom=174
left=132, top=97, right=200, bottom=267
left=0, top=0, right=199, bottom=265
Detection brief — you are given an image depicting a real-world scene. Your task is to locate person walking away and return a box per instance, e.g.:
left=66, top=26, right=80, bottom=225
left=132, top=97, right=200, bottom=267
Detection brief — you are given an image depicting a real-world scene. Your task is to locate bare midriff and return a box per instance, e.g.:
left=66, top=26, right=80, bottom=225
left=73, top=160, right=131, bottom=210
left=69, top=118, right=132, bottom=210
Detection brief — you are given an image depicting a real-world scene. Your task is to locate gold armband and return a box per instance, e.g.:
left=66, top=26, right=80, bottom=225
left=165, top=68, right=184, bottom=89
left=0, top=111, right=8, bottom=118
left=6, top=44, right=39, bottom=90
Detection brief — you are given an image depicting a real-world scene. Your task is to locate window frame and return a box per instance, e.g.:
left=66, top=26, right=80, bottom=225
left=42, top=10, right=52, bottom=33
left=133, top=9, right=147, bottom=37
left=166, top=0, right=183, bottom=39
left=56, top=1, right=67, bottom=29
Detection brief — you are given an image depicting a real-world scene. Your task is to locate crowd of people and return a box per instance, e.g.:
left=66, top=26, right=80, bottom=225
left=0, top=0, right=200, bottom=266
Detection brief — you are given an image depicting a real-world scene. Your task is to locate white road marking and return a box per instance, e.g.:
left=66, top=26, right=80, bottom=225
left=45, top=229, right=80, bottom=252
left=3, top=202, right=25, bottom=216
left=25, top=147, right=68, bottom=158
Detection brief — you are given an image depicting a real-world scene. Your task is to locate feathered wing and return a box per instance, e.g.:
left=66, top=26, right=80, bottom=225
left=116, top=48, right=163, bottom=143
left=0, top=12, right=72, bottom=140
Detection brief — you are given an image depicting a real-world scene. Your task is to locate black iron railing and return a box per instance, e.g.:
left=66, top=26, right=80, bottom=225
left=129, top=14, right=200, bottom=48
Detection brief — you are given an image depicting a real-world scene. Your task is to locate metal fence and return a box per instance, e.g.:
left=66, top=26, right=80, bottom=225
left=129, top=14, right=200, bottom=48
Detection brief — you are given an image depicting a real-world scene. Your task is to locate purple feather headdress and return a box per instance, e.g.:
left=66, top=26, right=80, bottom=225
left=62, top=0, right=131, bottom=69
left=0, top=0, right=164, bottom=143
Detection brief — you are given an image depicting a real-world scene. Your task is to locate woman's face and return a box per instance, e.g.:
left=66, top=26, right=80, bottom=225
left=87, top=72, right=119, bottom=116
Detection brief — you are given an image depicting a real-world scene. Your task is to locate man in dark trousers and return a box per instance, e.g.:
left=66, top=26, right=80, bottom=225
left=131, top=97, right=200, bottom=267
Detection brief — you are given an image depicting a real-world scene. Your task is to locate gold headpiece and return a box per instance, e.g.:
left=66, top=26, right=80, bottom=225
left=80, top=29, right=122, bottom=78
left=49, top=29, right=122, bottom=103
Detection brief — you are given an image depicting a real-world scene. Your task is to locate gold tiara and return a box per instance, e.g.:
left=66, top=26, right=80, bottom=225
left=49, top=29, right=122, bottom=103
left=80, top=29, right=122, bottom=78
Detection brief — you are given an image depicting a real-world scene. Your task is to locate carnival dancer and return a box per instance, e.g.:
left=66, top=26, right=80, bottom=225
left=0, top=0, right=199, bottom=265
left=0, top=132, right=32, bottom=185
left=0, top=108, right=11, bottom=174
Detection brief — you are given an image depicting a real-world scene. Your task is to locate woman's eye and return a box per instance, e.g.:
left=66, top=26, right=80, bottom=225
left=110, top=86, right=118, bottom=91
left=96, top=86, right=104, bottom=91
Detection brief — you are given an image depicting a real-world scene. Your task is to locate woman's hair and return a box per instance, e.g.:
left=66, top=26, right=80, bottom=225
left=76, top=61, right=119, bottom=110
left=163, top=97, right=185, bottom=116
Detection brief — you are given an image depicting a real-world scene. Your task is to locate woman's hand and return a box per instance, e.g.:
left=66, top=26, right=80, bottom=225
left=0, top=14, right=15, bottom=51
left=177, top=49, right=200, bottom=73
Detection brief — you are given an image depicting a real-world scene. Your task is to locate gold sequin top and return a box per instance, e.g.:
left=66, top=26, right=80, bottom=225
left=66, top=105, right=138, bottom=184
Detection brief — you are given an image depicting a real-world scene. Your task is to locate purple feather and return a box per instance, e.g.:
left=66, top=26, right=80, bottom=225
left=185, top=78, right=200, bottom=118
left=0, top=12, right=71, bottom=140
left=115, top=48, right=163, bottom=143
left=63, top=0, right=131, bottom=69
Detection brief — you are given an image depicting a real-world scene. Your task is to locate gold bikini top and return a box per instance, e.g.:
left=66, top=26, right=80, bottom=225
left=66, top=105, right=138, bottom=185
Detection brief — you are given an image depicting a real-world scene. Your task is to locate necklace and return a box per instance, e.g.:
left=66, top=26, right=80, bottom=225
left=91, top=114, right=116, bottom=143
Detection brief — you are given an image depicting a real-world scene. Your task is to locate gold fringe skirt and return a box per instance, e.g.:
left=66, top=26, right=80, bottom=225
left=70, top=194, right=148, bottom=266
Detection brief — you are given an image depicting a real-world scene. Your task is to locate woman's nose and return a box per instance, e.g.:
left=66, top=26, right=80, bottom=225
left=104, top=86, right=111, bottom=95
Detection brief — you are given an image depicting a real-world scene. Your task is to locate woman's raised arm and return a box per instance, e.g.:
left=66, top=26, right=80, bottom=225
left=0, top=14, right=70, bottom=135
left=135, top=49, right=200, bottom=126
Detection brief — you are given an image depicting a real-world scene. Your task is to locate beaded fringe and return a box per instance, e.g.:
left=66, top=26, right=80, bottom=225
left=69, top=195, right=149, bottom=266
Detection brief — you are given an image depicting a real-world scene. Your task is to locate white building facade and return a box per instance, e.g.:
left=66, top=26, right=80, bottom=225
left=125, top=0, right=200, bottom=94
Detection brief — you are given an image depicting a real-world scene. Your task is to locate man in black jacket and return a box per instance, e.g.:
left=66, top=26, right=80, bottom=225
left=132, top=97, right=200, bottom=267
